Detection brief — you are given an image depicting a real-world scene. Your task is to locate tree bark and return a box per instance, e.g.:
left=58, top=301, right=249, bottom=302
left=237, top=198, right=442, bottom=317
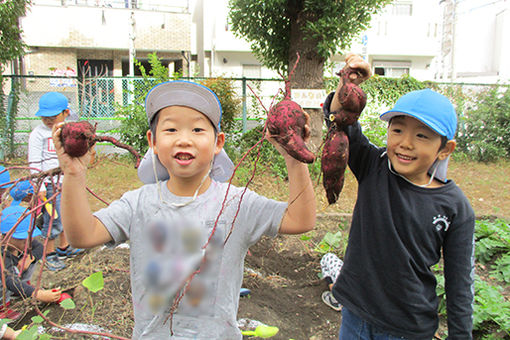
left=287, top=3, right=325, bottom=154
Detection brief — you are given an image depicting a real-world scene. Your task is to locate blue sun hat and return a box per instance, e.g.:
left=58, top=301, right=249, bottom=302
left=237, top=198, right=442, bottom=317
left=9, top=180, right=34, bottom=204
left=0, top=205, right=41, bottom=239
left=137, top=80, right=234, bottom=184
left=379, top=89, right=457, bottom=182
left=0, top=166, right=11, bottom=189
left=36, top=92, right=70, bottom=117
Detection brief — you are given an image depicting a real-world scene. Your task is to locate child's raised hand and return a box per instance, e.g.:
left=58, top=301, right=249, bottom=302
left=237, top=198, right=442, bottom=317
left=34, top=287, right=61, bottom=303
left=343, top=53, right=371, bottom=85
left=52, top=122, right=93, bottom=176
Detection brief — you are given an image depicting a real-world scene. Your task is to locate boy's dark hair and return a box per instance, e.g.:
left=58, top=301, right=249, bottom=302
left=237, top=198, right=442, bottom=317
left=149, top=110, right=218, bottom=143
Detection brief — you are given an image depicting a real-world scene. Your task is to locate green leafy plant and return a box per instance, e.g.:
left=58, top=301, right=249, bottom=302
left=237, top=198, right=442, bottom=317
left=474, top=219, right=510, bottom=264
left=491, top=253, right=510, bottom=284
left=473, top=276, right=510, bottom=336
left=82, top=271, right=104, bottom=293
left=199, top=77, right=242, bottom=134
left=455, top=85, right=510, bottom=161
left=14, top=310, right=51, bottom=340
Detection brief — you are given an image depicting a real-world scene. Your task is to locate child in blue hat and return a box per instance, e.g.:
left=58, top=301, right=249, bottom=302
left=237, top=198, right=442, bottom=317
left=0, top=180, right=63, bottom=321
left=0, top=166, right=11, bottom=206
left=323, top=55, right=475, bottom=339
left=27, top=92, right=84, bottom=272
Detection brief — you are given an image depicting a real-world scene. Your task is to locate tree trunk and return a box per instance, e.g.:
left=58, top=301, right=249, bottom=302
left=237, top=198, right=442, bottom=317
left=287, top=4, right=325, bottom=154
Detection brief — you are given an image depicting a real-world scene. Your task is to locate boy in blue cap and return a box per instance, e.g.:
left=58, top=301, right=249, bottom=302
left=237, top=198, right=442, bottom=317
left=0, top=166, right=11, bottom=206
left=28, top=92, right=84, bottom=271
left=53, top=80, right=316, bottom=339
left=323, top=55, right=475, bottom=339
left=0, top=181, right=63, bottom=321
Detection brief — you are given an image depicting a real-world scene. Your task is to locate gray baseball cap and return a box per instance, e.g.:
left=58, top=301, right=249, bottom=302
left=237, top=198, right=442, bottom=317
left=145, top=80, right=222, bottom=130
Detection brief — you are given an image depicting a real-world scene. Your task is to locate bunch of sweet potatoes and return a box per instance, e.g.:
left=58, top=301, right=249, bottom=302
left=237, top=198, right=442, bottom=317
left=321, top=67, right=367, bottom=204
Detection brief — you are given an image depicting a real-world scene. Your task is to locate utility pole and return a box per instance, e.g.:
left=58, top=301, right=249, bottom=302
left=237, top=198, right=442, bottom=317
left=128, top=10, right=136, bottom=103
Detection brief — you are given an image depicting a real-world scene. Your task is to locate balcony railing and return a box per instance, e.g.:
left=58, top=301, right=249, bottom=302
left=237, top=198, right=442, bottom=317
left=32, top=0, right=190, bottom=13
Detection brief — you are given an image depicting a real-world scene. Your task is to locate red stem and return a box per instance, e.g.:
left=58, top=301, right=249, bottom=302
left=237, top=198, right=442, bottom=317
left=95, top=136, right=141, bottom=168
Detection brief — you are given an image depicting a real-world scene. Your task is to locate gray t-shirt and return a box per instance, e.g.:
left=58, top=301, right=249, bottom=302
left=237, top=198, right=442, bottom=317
left=94, top=180, right=287, bottom=339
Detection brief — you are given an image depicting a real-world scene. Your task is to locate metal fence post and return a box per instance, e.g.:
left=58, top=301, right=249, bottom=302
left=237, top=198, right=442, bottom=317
left=242, top=77, right=247, bottom=133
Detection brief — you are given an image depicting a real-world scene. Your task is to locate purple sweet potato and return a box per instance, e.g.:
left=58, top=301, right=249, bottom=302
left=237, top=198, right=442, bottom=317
left=60, top=121, right=141, bottom=167
left=60, top=121, right=97, bottom=157
left=329, top=67, right=367, bottom=127
left=321, top=128, right=349, bottom=205
left=267, top=54, right=315, bottom=164
left=321, top=66, right=367, bottom=204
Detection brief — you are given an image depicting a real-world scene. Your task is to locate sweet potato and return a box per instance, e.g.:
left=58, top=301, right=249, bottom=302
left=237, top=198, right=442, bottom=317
left=267, top=54, right=315, bottom=163
left=329, top=67, right=367, bottom=126
left=321, top=66, right=367, bottom=204
left=60, top=121, right=141, bottom=167
left=321, top=128, right=349, bottom=205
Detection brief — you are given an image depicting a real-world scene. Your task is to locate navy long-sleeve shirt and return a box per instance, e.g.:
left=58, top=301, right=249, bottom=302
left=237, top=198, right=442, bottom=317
left=324, top=92, right=475, bottom=339
left=2, top=239, right=44, bottom=298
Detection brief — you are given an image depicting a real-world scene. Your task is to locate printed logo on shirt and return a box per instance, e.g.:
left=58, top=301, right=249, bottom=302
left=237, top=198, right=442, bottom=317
left=433, top=214, right=450, bottom=232
left=47, top=138, right=56, bottom=152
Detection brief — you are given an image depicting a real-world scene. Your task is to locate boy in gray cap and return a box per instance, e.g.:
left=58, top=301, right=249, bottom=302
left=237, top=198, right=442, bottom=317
left=323, top=55, right=474, bottom=339
left=53, top=80, right=316, bottom=339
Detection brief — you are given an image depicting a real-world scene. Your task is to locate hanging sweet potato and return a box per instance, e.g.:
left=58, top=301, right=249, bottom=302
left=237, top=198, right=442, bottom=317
left=267, top=53, right=315, bottom=164
left=321, top=66, right=367, bottom=204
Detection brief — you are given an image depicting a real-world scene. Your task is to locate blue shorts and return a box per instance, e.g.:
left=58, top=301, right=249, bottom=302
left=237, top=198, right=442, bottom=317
left=339, top=307, right=408, bottom=340
left=41, top=183, right=63, bottom=240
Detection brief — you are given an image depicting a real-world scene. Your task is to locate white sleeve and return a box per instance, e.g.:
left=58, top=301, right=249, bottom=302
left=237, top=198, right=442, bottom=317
left=28, top=128, right=43, bottom=175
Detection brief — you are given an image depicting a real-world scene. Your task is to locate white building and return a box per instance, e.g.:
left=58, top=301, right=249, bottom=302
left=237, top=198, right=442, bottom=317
left=7, top=0, right=510, bottom=88
left=438, top=0, right=510, bottom=83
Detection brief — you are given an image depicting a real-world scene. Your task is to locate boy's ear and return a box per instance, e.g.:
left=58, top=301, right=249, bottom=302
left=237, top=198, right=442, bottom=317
left=146, top=130, right=156, bottom=153
left=63, top=109, right=71, bottom=117
left=438, top=140, right=456, bottom=160
left=214, top=132, right=225, bottom=155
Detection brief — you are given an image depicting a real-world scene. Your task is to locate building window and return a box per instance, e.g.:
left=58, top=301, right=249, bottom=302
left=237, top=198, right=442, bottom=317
left=373, top=60, right=411, bottom=78
left=390, top=2, right=412, bottom=16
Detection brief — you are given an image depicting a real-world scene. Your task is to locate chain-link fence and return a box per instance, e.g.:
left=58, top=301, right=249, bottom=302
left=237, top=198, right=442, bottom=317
left=1, top=74, right=506, bottom=159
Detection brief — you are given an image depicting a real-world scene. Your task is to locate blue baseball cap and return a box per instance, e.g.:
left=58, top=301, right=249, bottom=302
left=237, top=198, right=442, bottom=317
left=0, top=206, right=41, bottom=239
left=36, top=92, right=70, bottom=117
left=0, top=166, right=10, bottom=189
left=9, top=180, right=34, bottom=202
left=380, top=89, right=457, bottom=140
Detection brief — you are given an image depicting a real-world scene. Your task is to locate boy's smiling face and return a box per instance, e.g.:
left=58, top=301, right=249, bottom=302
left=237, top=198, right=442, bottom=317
left=387, top=115, right=454, bottom=186
left=147, top=106, right=224, bottom=189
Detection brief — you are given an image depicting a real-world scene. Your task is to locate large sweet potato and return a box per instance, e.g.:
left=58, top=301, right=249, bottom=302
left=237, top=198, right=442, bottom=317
left=60, top=121, right=141, bottom=167
left=267, top=54, right=315, bottom=164
left=321, top=128, right=349, bottom=205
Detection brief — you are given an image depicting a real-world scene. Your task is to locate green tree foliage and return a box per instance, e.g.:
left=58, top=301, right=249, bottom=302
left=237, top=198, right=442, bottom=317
left=0, top=0, right=31, bottom=158
left=0, top=0, right=30, bottom=68
left=228, top=0, right=392, bottom=75
left=455, top=85, right=510, bottom=161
